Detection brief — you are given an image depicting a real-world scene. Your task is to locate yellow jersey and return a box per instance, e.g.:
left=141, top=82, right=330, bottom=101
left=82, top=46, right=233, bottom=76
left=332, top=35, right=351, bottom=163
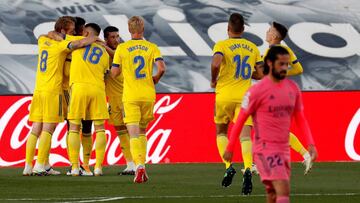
left=263, top=44, right=303, bottom=76
left=106, top=54, right=123, bottom=97
left=112, top=39, right=163, bottom=102
left=69, top=36, right=110, bottom=90
left=213, top=37, right=262, bottom=102
left=62, top=54, right=71, bottom=90
left=34, top=36, right=71, bottom=94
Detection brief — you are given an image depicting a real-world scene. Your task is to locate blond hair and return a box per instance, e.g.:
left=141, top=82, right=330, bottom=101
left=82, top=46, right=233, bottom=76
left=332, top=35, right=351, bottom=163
left=128, top=16, right=144, bottom=34
left=54, top=16, right=75, bottom=33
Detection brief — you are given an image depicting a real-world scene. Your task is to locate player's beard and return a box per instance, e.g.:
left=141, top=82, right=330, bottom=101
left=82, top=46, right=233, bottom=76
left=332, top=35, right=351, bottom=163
left=272, top=69, right=287, bottom=80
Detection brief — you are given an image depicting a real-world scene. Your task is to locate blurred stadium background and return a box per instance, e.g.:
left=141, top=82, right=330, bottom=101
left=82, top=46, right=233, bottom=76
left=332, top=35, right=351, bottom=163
left=0, top=0, right=359, bottom=202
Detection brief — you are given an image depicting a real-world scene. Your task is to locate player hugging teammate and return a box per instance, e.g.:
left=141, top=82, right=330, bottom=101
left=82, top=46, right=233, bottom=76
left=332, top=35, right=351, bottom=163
left=23, top=15, right=166, bottom=184
left=24, top=12, right=317, bottom=194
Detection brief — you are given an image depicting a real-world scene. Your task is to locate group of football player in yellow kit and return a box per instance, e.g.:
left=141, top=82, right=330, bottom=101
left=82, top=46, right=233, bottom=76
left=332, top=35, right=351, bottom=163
left=211, top=14, right=313, bottom=194
left=23, top=11, right=309, bottom=187
left=23, top=15, right=165, bottom=183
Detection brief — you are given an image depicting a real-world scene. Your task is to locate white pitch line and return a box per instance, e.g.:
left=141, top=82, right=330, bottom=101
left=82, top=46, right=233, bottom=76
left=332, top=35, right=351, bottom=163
left=2, top=193, right=360, bottom=202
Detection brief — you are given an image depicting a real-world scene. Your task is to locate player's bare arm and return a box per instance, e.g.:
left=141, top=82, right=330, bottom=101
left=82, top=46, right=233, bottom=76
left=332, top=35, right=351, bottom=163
left=152, top=60, right=166, bottom=85
left=95, top=40, right=115, bottom=58
left=293, top=109, right=318, bottom=161
left=69, top=36, right=100, bottom=50
left=251, top=64, right=264, bottom=80
left=47, top=31, right=64, bottom=41
left=110, top=65, right=121, bottom=78
left=211, top=53, right=223, bottom=88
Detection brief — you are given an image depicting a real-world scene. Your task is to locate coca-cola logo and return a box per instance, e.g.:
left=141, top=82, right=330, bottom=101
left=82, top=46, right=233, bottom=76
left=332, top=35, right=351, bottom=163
left=345, top=108, right=360, bottom=161
left=0, top=95, right=182, bottom=166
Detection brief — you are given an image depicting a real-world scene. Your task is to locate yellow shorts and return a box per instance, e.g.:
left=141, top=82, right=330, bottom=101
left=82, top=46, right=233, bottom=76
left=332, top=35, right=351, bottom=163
left=108, top=95, right=124, bottom=126
left=29, top=90, right=63, bottom=123
left=214, top=101, right=253, bottom=126
left=62, top=89, right=70, bottom=119
left=123, top=101, right=154, bottom=127
left=67, top=83, right=109, bottom=120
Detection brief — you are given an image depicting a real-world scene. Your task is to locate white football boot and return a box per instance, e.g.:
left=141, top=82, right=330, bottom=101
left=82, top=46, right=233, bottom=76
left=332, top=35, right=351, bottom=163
left=22, top=163, right=33, bottom=176
left=45, top=165, right=61, bottom=176
left=303, top=152, right=313, bottom=175
left=80, top=165, right=94, bottom=176
left=32, top=162, right=46, bottom=176
left=94, top=168, right=103, bottom=176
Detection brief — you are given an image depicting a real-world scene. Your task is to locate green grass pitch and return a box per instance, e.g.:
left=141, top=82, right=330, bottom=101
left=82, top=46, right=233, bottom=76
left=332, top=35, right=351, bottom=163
left=0, top=162, right=359, bottom=202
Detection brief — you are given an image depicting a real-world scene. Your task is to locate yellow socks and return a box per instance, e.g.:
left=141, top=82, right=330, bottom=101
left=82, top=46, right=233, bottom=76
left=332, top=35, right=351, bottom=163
left=289, top=132, right=308, bottom=156
left=44, top=140, right=51, bottom=166
left=66, top=131, right=70, bottom=161
left=130, top=137, right=141, bottom=166
left=82, top=133, right=93, bottom=166
left=37, top=131, right=52, bottom=165
left=138, top=134, right=147, bottom=165
left=68, top=130, right=80, bottom=170
left=95, top=129, right=106, bottom=169
left=25, top=132, right=38, bottom=166
left=117, top=131, right=133, bottom=162
left=240, top=138, right=253, bottom=170
left=216, top=135, right=231, bottom=169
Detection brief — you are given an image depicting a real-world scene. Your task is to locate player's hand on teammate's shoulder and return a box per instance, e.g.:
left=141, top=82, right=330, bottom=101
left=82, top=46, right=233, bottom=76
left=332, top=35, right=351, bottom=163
left=95, top=40, right=107, bottom=47
left=47, top=31, right=64, bottom=41
left=223, top=151, right=233, bottom=162
left=210, top=81, right=217, bottom=88
left=91, top=36, right=103, bottom=43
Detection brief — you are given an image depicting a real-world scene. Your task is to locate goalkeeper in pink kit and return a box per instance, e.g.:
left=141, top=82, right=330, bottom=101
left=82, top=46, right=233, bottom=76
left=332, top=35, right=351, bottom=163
left=224, top=46, right=317, bottom=203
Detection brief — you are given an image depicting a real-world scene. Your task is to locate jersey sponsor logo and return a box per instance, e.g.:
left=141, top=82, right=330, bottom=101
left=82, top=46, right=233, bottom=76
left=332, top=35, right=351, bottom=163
left=268, top=105, right=294, bottom=118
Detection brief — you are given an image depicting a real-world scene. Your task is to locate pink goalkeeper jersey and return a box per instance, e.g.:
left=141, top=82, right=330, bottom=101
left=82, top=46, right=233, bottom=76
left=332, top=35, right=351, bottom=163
left=241, top=76, right=303, bottom=153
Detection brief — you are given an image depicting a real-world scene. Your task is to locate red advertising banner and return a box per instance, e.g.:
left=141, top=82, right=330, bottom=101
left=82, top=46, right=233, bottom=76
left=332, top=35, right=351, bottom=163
left=0, top=92, right=359, bottom=167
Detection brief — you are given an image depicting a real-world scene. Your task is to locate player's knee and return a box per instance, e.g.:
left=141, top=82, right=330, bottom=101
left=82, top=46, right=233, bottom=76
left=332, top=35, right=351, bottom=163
left=240, top=125, right=251, bottom=139
left=93, top=120, right=105, bottom=130
left=31, top=122, right=42, bottom=137
left=273, top=181, right=290, bottom=196
left=126, top=123, right=140, bottom=137
left=69, top=119, right=81, bottom=132
left=42, top=123, right=57, bottom=134
left=240, top=135, right=251, bottom=142
left=265, top=181, right=275, bottom=194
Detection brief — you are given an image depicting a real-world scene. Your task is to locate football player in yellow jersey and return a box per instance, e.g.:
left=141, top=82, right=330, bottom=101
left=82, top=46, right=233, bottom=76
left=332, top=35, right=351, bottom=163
left=67, top=23, right=110, bottom=176
left=104, top=26, right=135, bottom=175
left=61, top=17, right=95, bottom=176
left=24, top=16, right=100, bottom=176
left=111, top=16, right=166, bottom=183
left=265, top=22, right=312, bottom=175
left=211, top=13, right=263, bottom=194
